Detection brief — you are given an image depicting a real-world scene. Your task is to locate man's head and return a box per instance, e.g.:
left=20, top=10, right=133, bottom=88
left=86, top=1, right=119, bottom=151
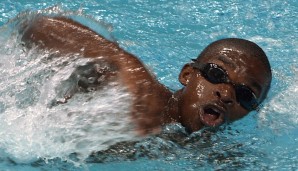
left=177, top=38, right=272, bottom=132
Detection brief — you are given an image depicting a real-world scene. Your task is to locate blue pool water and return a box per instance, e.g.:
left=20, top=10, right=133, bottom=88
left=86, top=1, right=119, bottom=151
left=0, top=0, right=297, bottom=170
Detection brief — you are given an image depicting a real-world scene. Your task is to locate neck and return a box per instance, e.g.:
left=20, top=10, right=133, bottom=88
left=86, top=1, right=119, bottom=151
left=162, top=89, right=183, bottom=124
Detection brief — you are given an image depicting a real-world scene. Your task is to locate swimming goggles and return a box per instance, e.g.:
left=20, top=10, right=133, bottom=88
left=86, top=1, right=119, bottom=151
left=192, top=62, right=258, bottom=111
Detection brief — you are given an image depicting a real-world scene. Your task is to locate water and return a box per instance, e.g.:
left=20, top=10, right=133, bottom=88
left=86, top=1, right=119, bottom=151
left=0, top=0, right=297, bottom=170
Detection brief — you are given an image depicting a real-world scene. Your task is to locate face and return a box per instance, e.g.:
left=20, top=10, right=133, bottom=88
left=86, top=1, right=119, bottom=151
left=178, top=48, right=270, bottom=132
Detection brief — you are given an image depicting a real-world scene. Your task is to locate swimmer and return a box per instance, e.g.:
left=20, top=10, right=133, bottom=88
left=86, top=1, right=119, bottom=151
left=20, top=16, right=272, bottom=135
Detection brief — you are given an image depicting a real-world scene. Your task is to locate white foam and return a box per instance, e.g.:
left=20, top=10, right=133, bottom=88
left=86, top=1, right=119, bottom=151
left=250, top=35, right=283, bottom=47
left=0, top=18, right=138, bottom=163
left=258, top=67, right=298, bottom=130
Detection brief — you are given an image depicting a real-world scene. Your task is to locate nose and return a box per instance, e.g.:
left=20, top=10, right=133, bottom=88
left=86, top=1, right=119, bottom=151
left=214, top=84, right=236, bottom=107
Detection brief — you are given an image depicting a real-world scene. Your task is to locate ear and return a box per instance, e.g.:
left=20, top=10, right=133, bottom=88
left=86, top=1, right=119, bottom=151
left=179, top=64, right=194, bottom=86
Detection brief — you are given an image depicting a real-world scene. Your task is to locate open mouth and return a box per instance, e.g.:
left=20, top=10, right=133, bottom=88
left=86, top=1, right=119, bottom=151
left=200, top=105, right=225, bottom=127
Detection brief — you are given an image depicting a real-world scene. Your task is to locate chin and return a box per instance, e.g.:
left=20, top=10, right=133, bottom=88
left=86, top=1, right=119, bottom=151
left=183, top=121, right=204, bottom=133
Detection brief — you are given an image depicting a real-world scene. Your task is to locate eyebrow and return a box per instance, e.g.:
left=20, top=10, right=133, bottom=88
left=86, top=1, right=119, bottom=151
left=217, top=55, right=237, bottom=69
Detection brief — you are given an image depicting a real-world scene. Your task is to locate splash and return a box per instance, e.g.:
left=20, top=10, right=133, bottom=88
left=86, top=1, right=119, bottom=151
left=0, top=10, right=138, bottom=164
left=258, top=66, right=298, bottom=130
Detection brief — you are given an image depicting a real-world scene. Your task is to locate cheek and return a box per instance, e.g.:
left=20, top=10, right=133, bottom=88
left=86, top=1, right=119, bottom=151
left=228, top=107, right=250, bottom=121
left=195, top=83, right=205, bottom=98
left=179, top=78, right=212, bottom=130
left=180, top=75, right=217, bottom=112
left=181, top=80, right=206, bottom=107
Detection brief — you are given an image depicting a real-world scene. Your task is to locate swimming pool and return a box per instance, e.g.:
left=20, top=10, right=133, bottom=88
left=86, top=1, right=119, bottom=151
left=0, top=0, right=297, bottom=170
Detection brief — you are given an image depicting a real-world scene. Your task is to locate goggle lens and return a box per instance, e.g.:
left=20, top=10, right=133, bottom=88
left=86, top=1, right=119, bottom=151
left=199, top=63, right=258, bottom=111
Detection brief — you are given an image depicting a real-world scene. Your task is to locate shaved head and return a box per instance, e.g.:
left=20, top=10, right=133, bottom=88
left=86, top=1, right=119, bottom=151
left=196, top=38, right=272, bottom=102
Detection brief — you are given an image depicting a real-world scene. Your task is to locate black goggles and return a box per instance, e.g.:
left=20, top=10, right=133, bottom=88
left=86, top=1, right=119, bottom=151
left=192, top=62, right=258, bottom=111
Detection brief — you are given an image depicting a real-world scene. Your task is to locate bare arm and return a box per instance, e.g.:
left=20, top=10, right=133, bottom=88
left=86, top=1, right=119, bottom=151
left=21, top=16, right=172, bottom=135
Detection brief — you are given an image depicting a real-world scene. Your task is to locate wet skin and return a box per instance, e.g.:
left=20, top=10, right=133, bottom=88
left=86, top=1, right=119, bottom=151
left=20, top=16, right=271, bottom=135
left=176, top=49, right=270, bottom=132
left=21, top=16, right=173, bottom=135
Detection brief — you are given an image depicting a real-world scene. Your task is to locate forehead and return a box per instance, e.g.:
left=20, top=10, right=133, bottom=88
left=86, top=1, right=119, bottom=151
left=198, top=48, right=270, bottom=97
left=199, top=47, right=264, bottom=68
